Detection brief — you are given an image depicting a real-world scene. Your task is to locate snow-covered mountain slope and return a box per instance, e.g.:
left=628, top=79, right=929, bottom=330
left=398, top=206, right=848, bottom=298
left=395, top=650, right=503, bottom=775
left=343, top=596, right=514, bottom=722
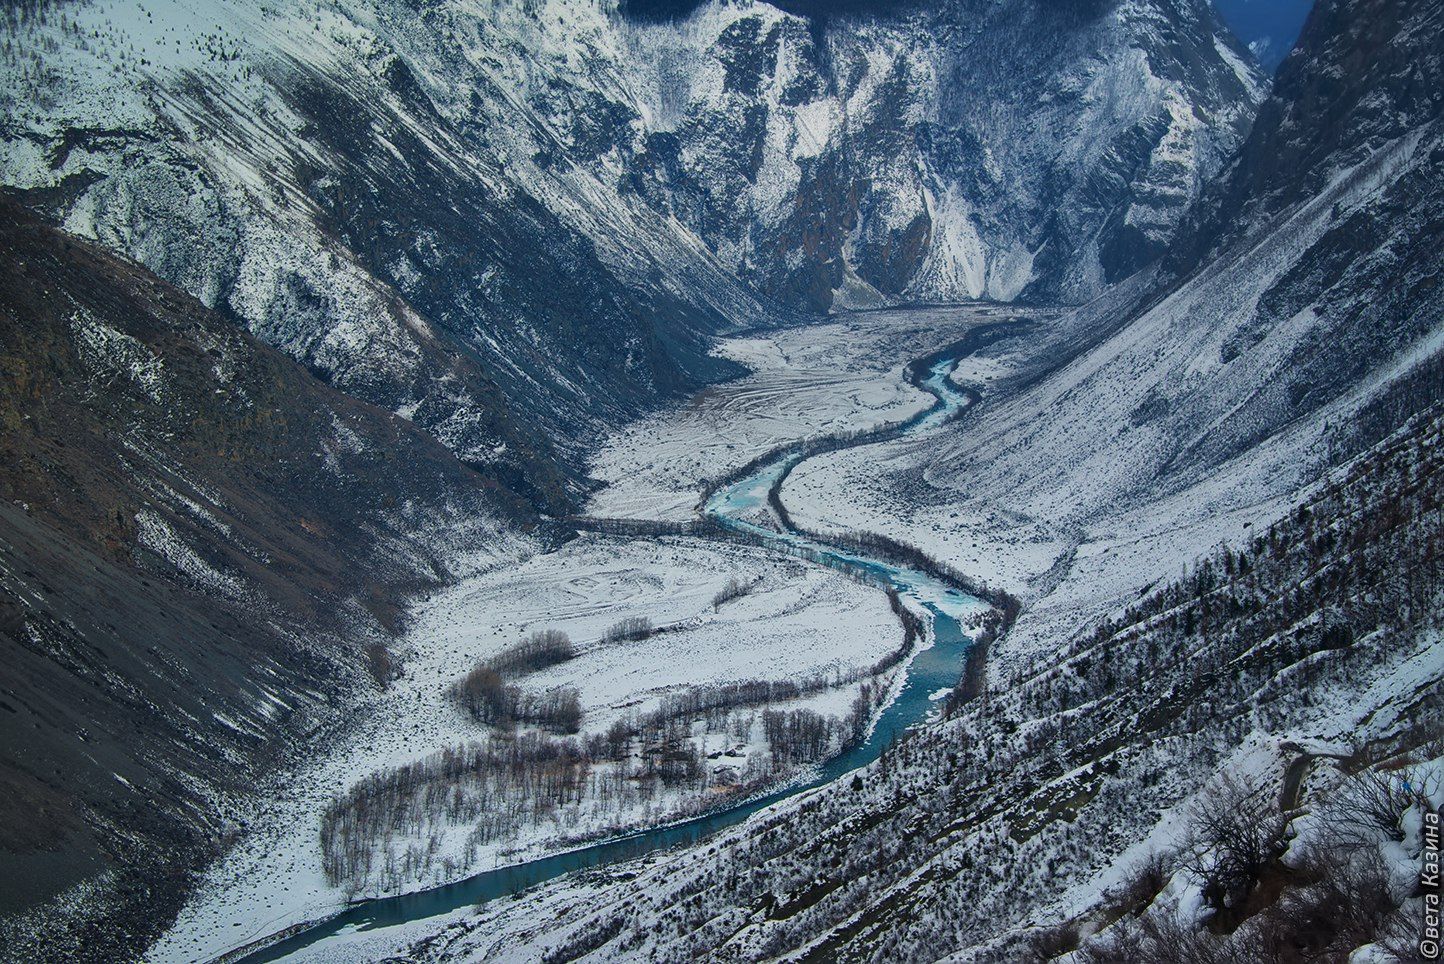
left=0, top=198, right=530, bottom=962
left=295, top=372, right=1444, bottom=964
left=0, top=0, right=1263, bottom=418
left=784, top=0, right=1443, bottom=650
left=1187, top=0, right=1443, bottom=256
left=946, top=0, right=1442, bottom=539
left=0, top=0, right=762, bottom=509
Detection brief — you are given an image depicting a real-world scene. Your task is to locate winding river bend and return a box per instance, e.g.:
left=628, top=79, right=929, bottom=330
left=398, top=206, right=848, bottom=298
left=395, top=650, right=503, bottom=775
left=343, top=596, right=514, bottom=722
left=232, top=325, right=1013, bottom=964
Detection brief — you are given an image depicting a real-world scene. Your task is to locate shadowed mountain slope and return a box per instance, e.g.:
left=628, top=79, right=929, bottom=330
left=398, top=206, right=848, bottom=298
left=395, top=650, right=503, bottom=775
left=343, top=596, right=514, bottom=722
left=0, top=198, right=530, bottom=960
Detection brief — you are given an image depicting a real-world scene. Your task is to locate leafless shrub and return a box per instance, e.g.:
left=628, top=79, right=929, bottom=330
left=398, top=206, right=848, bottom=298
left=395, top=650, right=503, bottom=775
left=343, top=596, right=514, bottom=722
left=320, top=734, right=593, bottom=893
left=1415, top=732, right=1444, bottom=764
left=518, top=686, right=582, bottom=734
left=447, top=629, right=581, bottom=732
left=449, top=665, right=582, bottom=733
left=1374, top=903, right=1438, bottom=962
left=1018, top=922, right=1078, bottom=963
left=1083, top=844, right=1401, bottom=964
left=1079, top=908, right=1230, bottom=964
left=1244, top=845, right=1396, bottom=961
left=364, top=642, right=393, bottom=688
left=540, top=913, right=627, bottom=964
left=638, top=719, right=705, bottom=786
left=648, top=676, right=837, bottom=733
left=1178, top=771, right=1289, bottom=913
left=451, top=664, right=510, bottom=724
left=488, top=629, right=575, bottom=676
left=1107, top=849, right=1173, bottom=920
left=1330, top=766, right=1437, bottom=845
left=762, top=708, right=846, bottom=770
left=1081, top=790, right=1407, bottom=964
left=711, top=576, right=754, bottom=610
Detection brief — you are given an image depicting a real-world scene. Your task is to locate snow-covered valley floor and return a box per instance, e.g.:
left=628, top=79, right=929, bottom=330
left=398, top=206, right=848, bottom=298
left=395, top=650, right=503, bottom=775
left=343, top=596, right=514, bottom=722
left=272, top=314, right=1444, bottom=964
left=149, top=291, right=1444, bottom=964
left=148, top=308, right=1022, bottom=964
left=149, top=535, right=909, bottom=963
left=586, top=305, right=1038, bottom=521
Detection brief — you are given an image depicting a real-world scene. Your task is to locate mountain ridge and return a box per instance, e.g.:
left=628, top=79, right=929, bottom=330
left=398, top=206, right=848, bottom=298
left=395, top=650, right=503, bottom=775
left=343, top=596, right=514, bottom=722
left=0, top=0, right=1264, bottom=464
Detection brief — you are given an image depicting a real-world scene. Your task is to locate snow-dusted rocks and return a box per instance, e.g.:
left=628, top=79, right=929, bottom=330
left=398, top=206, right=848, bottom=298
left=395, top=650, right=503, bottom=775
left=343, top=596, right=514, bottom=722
left=613, top=0, right=1263, bottom=308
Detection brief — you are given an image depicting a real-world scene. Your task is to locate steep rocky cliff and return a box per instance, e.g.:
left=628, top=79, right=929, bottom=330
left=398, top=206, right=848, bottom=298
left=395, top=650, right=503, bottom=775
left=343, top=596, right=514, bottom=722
left=1, top=0, right=758, bottom=511
left=596, top=0, right=1263, bottom=306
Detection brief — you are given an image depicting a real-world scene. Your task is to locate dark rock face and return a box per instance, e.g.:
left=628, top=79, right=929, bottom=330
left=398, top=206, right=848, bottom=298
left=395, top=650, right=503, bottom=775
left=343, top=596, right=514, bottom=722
left=0, top=199, right=526, bottom=960
left=1192, top=0, right=1443, bottom=248
left=276, top=60, right=729, bottom=508
left=1153, top=0, right=1444, bottom=475
left=615, top=0, right=1262, bottom=309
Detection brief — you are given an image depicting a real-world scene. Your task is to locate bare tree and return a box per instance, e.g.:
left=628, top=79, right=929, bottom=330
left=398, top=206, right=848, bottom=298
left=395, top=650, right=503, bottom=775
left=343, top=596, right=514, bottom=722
left=603, top=616, right=653, bottom=643
left=711, top=576, right=755, bottom=610
left=487, top=629, right=574, bottom=676
left=1018, top=922, right=1078, bottom=963
left=1079, top=907, right=1230, bottom=964
left=1178, top=771, right=1288, bottom=913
